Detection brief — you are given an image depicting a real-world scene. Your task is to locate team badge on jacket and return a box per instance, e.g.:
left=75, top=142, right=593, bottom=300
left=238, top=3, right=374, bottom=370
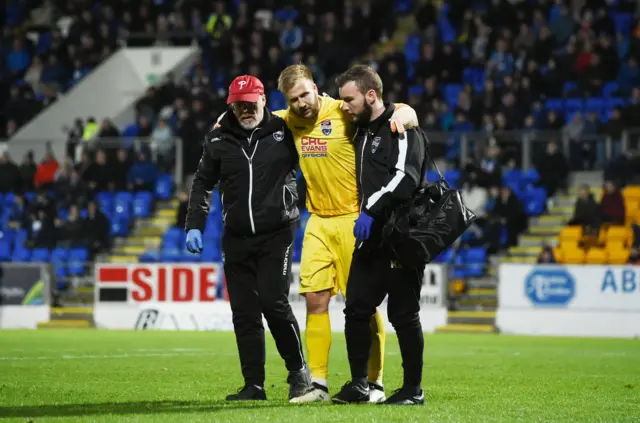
left=371, top=136, right=381, bottom=153
left=320, top=119, right=332, bottom=136
left=273, top=129, right=284, bottom=142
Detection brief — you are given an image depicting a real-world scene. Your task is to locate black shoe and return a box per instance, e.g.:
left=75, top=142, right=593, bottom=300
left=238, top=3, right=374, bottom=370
left=331, top=381, right=370, bottom=404
left=287, top=366, right=314, bottom=400
left=380, top=387, right=424, bottom=405
left=226, top=385, right=267, bottom=401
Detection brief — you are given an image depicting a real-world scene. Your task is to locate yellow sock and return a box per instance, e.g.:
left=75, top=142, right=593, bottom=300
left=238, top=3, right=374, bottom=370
left=306, top=312, right=331, bottom=384
left=367, top=310, right=386, bottom=384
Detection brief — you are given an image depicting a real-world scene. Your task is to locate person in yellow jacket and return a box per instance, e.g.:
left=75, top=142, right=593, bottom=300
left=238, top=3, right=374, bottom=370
left=273, top=64, right=418, bottom=403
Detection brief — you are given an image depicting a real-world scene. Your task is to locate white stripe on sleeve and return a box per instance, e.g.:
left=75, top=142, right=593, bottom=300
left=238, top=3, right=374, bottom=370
left=365, top=132, right=408, bottom=210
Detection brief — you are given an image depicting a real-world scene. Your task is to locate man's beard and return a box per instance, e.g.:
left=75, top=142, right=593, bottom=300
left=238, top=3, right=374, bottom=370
left=353, top=102, right=373, bottom=125
left=239, top=119, right=259, bottom=130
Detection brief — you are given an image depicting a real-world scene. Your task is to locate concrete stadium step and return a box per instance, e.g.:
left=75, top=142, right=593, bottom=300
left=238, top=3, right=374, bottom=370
left=109, top=255, right=139, bottom=263
left=465, top=278, right=497, bottom=290
left=458, top=298, right=498, bottom=308
left=519, top=234, right=559, bottom=247
left=501, top=256, right=537, bottom=263
left=137, top=216, right=175, bottom=228
left=468, top=287, right=496, bottom=296
left=447, top=310, right=496, bottom=325
left=508, top=245, right=542, bottom=255
left=60, top=289, right=94, bottom=304
left=534, top=215, right=569, bottom=226
left=136, top=227, right=168, bottom=237
left=114, top=245, right=147, bottom=256
left=528, top=225, right=564, bottom=235
left=547, top=205, right=574, bottom=216
left=37, top=320, right=92, bottom=329
left=50, top=307, right=94, bottom=321
left=435, top=323, right=496, bottom=334
left=117, top=236, right=162, bottom=248
left=156, top=208, right=177, bottom=218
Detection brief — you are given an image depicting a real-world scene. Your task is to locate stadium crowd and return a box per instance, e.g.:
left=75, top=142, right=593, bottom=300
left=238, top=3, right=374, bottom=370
left=1, top=0, right=640, bottom=265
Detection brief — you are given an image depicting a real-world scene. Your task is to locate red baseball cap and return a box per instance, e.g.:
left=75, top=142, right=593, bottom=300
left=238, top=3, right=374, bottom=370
left=227, top=75, right=265, bottom=104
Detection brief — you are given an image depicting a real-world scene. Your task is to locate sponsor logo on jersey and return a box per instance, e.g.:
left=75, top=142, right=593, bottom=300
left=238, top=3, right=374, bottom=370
left=300, top=136, right=328, bottom=158
left=320, top=119, right=332, bottom=136
left=371, top=137, right=381, bottom=153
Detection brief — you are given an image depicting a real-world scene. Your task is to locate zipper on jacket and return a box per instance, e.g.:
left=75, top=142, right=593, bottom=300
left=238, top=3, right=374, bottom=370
left=241, top=128, right=260, bottom=234
left=358, top=131, right=369, bottom=212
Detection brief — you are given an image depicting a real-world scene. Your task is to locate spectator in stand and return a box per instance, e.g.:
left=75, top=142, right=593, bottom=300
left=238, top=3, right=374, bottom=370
left=83, top=150, right=111, bottom=193
left=85, top=200, right=111, bottom=254
left=492, top=186, right=528, bottom=249
left=110, top=149, right=132, bottom=191
left=151, top=118, right=174, bottom=171
left=537, top=245, right=556, bottom=264
left=7, top=38, right=31, bottom=77
left=0, top=152, right=22, bottom=193
left=568, top=185, right=600, bottom=230
left=176, top=190, right=189, bottom=229
left=127, top=150, right=158, bottom=192
left=460, top=172, right=488, bottom=240
left=33, top=150, right=60, bottom=190
left=58, top=205, right=84, bottom=245
left=7, top=193, right=30, bottom=231
left=98, top=119, right=120, bottom=139
left=536, top=141, right=569, bottom=204
left=19, top=152, right=37, bottom=192
left=605, top=149, right=640, bottom=186
left=599, top=181, right=626, bottom=225
left=27, top=209, right=57, bottom=249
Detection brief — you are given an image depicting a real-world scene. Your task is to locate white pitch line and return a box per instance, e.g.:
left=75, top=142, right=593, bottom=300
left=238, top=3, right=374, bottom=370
left=0, top=352, right=216, bottom=361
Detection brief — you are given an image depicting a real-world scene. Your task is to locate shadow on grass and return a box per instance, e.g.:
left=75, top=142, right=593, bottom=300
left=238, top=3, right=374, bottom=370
left=0, top=399, right=301, bottom=418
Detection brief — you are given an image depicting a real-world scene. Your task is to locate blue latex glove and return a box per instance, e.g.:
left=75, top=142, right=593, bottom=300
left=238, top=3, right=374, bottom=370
left=354, top=212, right=374, bottom=243
left=186, top=229, right=203, bottom=253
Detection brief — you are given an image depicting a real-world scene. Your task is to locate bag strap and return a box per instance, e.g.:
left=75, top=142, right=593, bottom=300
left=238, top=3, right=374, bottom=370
left=419, top=128, right=448, bottom=185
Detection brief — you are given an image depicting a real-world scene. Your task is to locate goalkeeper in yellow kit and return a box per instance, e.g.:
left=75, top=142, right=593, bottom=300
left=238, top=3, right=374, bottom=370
left=273, top=65, right=418, bottom=403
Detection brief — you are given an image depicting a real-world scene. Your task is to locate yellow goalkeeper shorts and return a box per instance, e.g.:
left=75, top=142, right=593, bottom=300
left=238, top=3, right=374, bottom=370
left=299, top=213, right=358, bottom=297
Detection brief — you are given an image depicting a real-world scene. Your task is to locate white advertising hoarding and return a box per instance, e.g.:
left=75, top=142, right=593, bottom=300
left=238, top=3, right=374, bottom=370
left=497, top=264, right=640, bottom=338
left=93, top=263, right=447, bottom=332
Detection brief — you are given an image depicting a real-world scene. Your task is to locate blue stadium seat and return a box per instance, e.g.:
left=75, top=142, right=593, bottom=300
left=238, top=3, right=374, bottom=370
left=181, top=250, right=202, bottom=262
left=293, top=245, right=302, bottom=262
left=408, top=84, right=424, bottom=97
left=201, top=247, right=222, bottom=262
left=522, top=169, right=540, bottom=184
left=563, top=81, right=577, bottom=95
left=426, top=170, right=440, bottom=182
left=435, top=248, right=455, bottom=263
left=162, top=227, right=183, bottom=249
left=544, top=98, right=563, bottom=112
left=602, top=82, right=619, bottom=97
left=607, top=97, right=625, bottom=109
left=12, top=248, right=31, bottom=262
left=444, top=84, right=463, bottom=106
left=161, top=248, right=182, bottom=263
left=114, top=192, right=133, bottom=218
left=0, top=240, right=11, bottom=261
left=31, top=248, right=50, bottom=262
left=155, top=174, right=174, bottom=200
left=133, top=191, right=153, bottom=218
left=565, top=98, right=583, bottom=115
left=13, top=230, right=27, bottom=249
left=110, top=216, right=131, bottom=236
left=502, top=169, right=522, bottom=184
left=585, top=98, right=605, bottom=113
left=139, top=250, right=159, bottom=263
left=403, top=35, right=421, bottom=64
left=54, top=264, right=67, bottom=279
left=96, top=192, right=115, bottom=214
left=51, top=247, right=70, bottom=263
left=68, top=248, right=89, bottom=276
left=614, top=13, right=633, bottom=34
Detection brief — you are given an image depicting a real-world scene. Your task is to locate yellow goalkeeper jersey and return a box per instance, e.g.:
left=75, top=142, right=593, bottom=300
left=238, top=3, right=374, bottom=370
left=274, top=96, right=359, bottom=217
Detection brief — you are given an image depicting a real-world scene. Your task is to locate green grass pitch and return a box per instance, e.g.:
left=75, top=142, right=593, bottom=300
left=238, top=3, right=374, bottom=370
left=0, top=330, right=638, bottom=422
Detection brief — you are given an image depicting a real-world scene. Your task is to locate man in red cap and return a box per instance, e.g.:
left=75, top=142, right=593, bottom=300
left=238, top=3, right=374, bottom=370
left=185, top=75, right=313, bottom=402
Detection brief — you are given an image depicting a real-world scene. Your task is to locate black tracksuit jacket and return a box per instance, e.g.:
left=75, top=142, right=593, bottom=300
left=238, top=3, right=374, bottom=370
left=354, top=102, right=427, bottom=224
left=186, top=108, right=299, bottom=236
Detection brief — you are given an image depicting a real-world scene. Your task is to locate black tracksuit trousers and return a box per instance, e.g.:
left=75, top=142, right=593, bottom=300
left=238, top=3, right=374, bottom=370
left=344, top=245, right=425, bottom=388
left=222, top=223, right=305, bottom=387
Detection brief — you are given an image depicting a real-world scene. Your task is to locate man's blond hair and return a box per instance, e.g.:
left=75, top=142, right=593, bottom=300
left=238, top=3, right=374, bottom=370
left=278, top=64, right=314, bottom=93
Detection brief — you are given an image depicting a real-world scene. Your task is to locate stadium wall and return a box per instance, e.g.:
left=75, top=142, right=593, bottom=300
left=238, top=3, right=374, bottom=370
left=92, top=263, right=448, bottom=332
left=497, top=264, right=640, bottom=338
left=0, top=263, right=50, bottom=329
